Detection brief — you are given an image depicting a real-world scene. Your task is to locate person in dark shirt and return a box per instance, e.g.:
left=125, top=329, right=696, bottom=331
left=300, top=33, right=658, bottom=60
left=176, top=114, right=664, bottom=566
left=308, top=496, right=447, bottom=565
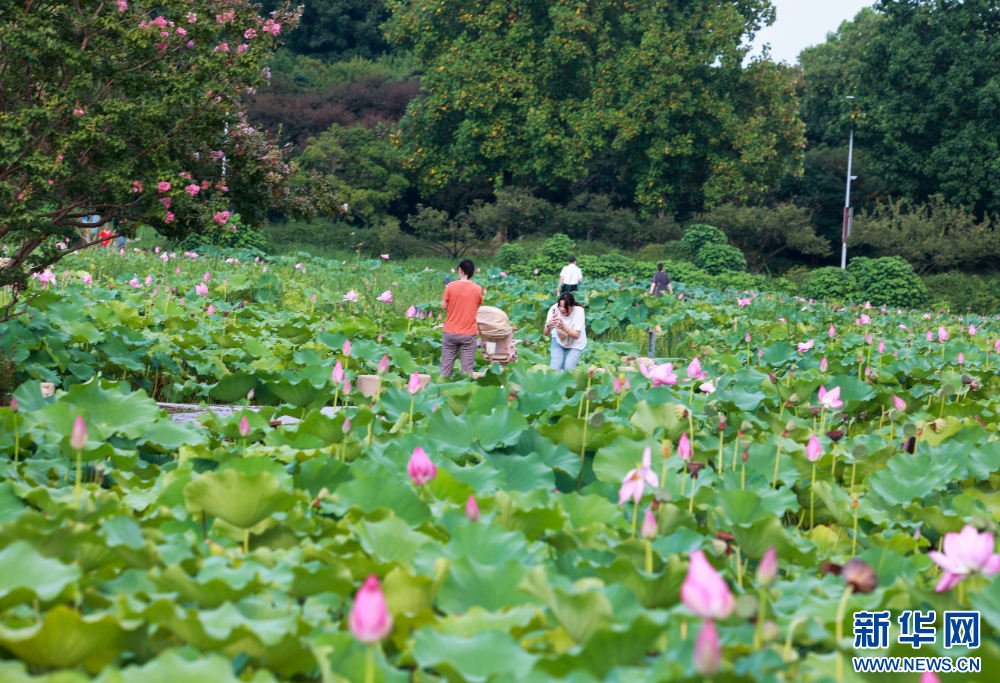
left=649, top=263, right=673, bottom=297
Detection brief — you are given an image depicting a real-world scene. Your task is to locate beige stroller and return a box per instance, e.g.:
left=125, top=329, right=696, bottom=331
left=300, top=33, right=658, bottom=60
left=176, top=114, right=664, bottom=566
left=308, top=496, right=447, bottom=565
left=477, top=306, right=518, bottom=366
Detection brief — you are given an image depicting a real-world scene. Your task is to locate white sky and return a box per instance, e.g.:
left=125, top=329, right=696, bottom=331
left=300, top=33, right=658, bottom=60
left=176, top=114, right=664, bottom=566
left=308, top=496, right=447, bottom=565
left=747, top=0, right=875, bottom=65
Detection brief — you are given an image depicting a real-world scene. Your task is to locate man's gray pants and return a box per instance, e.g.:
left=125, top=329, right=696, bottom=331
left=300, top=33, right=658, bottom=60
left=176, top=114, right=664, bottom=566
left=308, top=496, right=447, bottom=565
left=440, top=332, right=477, bottom=376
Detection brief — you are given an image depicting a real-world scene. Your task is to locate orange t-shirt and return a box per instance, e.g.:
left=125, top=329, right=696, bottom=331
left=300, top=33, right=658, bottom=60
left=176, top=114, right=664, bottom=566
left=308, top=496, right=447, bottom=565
left=442, top=279, right=483, bottom=335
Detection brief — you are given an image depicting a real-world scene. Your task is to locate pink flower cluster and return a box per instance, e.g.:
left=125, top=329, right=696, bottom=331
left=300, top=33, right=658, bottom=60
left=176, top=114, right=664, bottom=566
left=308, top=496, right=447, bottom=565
left=184, top=184, right=200, bottom=197
left=115, top=0, right=127, bottom=10
left=158, top=181, right=171, bottom=193
left=244, top=28, right=257, bottom=39
left=216, top=11, right=235, bottom=23
left=214, top=43, right=230, bottom=52
left=212, top=211, right=230, bottom=225
left=262, top=19, right=281, bottom=35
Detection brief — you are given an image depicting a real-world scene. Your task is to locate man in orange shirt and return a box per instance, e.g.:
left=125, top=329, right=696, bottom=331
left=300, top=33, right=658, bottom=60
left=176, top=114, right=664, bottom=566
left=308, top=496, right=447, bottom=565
left=440, top=258, right=483, bottom=376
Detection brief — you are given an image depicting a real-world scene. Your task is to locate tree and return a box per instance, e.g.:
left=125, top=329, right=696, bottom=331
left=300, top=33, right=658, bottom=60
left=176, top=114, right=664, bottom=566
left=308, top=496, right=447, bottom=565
left=406, top=204, right=481, bottom=257
left=0, top=0, right=343, bottom=319
left=809, top=0, right=1000, bottom=216
left=386, top=0, right=805, bottom=218
left=848, top=195, right=1000, bottom=275
left=295, top=123, right=410, bottom=225
left=258, top=0, right=394, bottom=61
left=701, top=203, right=831, bottom=273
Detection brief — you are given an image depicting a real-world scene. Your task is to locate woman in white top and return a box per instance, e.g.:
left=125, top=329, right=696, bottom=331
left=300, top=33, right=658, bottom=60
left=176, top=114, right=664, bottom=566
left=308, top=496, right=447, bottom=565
left=543, top=292, right=587, bottom=371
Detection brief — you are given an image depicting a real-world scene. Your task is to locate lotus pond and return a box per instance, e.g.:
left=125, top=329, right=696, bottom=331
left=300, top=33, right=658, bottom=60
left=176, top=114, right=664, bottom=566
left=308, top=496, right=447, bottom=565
left=2, top=246, right=1000, bottom=681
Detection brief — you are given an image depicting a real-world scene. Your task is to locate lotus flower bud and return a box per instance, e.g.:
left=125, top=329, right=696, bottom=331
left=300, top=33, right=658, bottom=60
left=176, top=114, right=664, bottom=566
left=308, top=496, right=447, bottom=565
left=239, top=415, right=251, bottom=437
left=344, top=380, right=352, bottom=395
left=247, top=389, right=254, bottom=401
left=349, top=575, right=393, bottom=644
left=9, top=397, right=17, bottom=413
left=677, top=432, right=692, bottom=461
left=842, top=558, right=878, bottom=594
left=757, top=546, right=778, bottom=587
left=893, top=395, right=906, bottom=412
left=693, top=620, right=721, bottom=676
left=819, top=356, right=828, bottom=372
left=613, top=376, right=623, bottom=394
left=332, top=361, right=345, bottom=384
left=407, top=373, right=422, bottom=395
left=343, top=339, right=352, bottom=356
left=681, top=550, right=735, bottom=619
left=768, top=372, right=777, bottom=384
left=70, top=414, right=88, bottom=451
left=465, top=495, right=480, bottom=522
left=342, top=417, right=351, bottom=433
left=407, top=446, right=437, bottom=486
left=377, top=355, right=390, bottom=375
left=641, top=507, right=657, bottom=540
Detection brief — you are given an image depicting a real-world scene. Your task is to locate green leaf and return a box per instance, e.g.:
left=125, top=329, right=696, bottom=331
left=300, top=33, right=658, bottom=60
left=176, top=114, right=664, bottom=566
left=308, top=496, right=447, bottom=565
left=0, top=542, right=81, bottom=608
left=183, top=470, right=295, bottom=530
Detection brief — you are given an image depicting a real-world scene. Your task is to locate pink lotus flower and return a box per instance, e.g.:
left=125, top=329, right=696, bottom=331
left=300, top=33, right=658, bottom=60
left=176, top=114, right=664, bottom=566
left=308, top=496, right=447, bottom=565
left=405, top=305, right=416, bottom=318
left=995, top=339, right=1000, bottom=353
left=681, top=550, right=735, bottom=620
left=859, top=313, right=871, bottom=325
left=969, top=325, right=977, bottom=335
left=648, top=363, right=678, bottom=387
left=613, top=376, right=623, bottom=394
left=465, top=495, right=480, bottom=522
left=958, top=352, right=965, bottom=365
left=745, top=333, right=751, bottom=342
left=693, top=619, right=721, bottom=676
left=343, top=290, right=359, bottom=303
left=349, top=575, right=393, bottom=644
left=618, top=446, right=659, bottom=504
left=81, top=273, right=92, bottom=285
left=380, top=254, right=389, bottom=260
left=195, top=283, right=208, bottom=296
left=332, top=361, right=345, bottom=384
left=203, top=271, right=210, bottom=282
left=757, top=546, right=778, bottom=587
left=376, top=290, right=392, bottom=304
left=407, top=446, right=437, bottom=486
left=343, top=339, right=352, bottom=356
left=737, top=298, right=751, bottom=307
left=407, top=373, right=422, bottom=395
left=927, top=330, right=934, bottom=341
left=828, top=325, right=836, bottom=337
left=239, top=415, right=251, bottom=437
left=819, top=356, right=828, bottom=372
left=377, top=355, right=390, bottom=375
left=641, top=507, right=657, bottom=539
left=818, top=385, right=843, bottom=410
left=878, top=340, right=886, bottom=354
left=206, top=304, right=215, bottom=315
left=939, top=326, right=949, bottom=342
left=70, top=415, right=88, bottom=451
left=129, top=277, right=140, bottom=288
left=806, top=435, right=822, bottom=462
left=928, top=525, right=1000, bottom=592
left=921, top=673, right=941, bottom=683
left=677, top=432, right=693, bottom=461
left=797, top=339, right=814, bottom=353
left=893, top=395, right=906, bottom=412
left=700, top=381, right=716, bottom=394
left=686, top=358, right=706, bottom=381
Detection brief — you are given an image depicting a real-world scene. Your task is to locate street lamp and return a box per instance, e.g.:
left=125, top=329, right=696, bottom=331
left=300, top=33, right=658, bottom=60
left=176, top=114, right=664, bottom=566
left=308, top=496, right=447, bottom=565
left=841, top=96, right=858, bottom=270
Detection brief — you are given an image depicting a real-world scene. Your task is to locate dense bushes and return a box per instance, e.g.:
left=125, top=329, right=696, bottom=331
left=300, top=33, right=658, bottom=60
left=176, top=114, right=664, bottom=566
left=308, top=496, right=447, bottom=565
left=801, top=257, right=928, bottom=308
left=802, top=267, right=858, bottom=301
left=696, top=243, right=747, bottom=275
left=175, top=214, right=270, bottom=253
left=679, top=224, right=726, bottom=260
left=923, top=272, right=1000, bottom=314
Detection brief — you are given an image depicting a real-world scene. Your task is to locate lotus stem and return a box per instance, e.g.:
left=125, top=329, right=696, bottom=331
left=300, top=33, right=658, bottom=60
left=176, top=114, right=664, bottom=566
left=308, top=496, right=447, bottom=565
left=852, top=497, right=860, bottom=557
left=810, top=463, right=817, bottom=528
left=830, top=442, right=837, bottom=476
left=680, top=467, right=686, bottom=498
left=364, top=644, right=375, bottom=683
left=645, top=539, right=653, bottom=573
left=735, top=545, right=743, bottom=588
left=772, top=436, right=782, bottom=488
left=783, top=616, right=808, bottom=663
left=718, top=431, right=725, bottom=474
left=756, top=586, right=768, bottom=650
left=732, top=437, right=740, bottom=470
left=689, top=474, right=696, bottom=513
left=741, top=456, right=746, bottom=491
left=849, top=459, right=857, bottom=497
left=13, top=421, right=18, bottom=465
left=244, top=529, right=250, bottom=554
left=408, top=394, right=415, bottom=433
left=577, top=400, right=589, bottom=492
left=631, top=499, right=639, bottom=538
left=74, top=448, right=82, bottom=506
left=835, top=585, right=853, bottom=683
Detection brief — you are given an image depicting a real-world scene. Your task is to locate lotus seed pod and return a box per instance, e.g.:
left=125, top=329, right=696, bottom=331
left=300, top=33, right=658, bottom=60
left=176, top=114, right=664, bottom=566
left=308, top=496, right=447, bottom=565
left=588, top=411, right=605, bottom=429
left=851, top=444, right=869, bottom=461
left=661, top=440, right=673, bottom=459
left=673, top=404, right=688, bottom=420
left=785, top=420, right=797, bottom=433
left=740, top=420, right=753, bottom=433
left=843, top=559, right=878, bottom=594
left=710, top=538, right=728, bottom=557
left=788, top=393, right=800, bottom=405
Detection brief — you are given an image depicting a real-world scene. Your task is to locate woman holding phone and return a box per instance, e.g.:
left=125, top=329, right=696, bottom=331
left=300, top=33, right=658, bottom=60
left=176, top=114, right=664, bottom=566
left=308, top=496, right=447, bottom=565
left=544, top=292, right=587, bottom=371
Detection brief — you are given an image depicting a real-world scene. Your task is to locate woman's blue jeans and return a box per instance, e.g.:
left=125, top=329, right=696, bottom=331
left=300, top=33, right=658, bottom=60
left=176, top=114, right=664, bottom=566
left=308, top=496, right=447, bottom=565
left=550, top=337, right=583, bottom=371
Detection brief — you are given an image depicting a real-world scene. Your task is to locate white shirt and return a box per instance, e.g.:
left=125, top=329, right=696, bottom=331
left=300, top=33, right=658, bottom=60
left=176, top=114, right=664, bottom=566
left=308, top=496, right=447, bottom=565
left=560, top=263, right=583, bottom=285
left=547, top=304, right=587, bottom=350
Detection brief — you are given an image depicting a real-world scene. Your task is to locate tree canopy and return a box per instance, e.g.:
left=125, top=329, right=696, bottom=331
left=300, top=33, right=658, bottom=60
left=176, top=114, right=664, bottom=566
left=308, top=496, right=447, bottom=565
left=386, top=0, right=806, bottom=216
left=0, top=0, right=342, bottom=317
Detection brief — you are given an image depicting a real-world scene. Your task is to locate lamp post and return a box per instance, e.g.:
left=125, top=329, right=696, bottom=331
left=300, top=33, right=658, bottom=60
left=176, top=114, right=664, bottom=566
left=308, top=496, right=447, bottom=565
left=841, top=96, right=858, bottom=270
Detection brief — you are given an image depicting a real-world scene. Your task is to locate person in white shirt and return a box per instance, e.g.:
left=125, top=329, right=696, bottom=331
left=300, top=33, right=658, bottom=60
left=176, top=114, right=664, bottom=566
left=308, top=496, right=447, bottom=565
left=558, top=255, right=583, bottom=295
left=543, top=292, right=587, bottom=371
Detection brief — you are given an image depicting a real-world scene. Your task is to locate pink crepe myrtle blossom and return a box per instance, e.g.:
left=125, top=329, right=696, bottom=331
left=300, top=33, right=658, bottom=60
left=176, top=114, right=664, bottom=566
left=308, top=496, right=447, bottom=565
left=244, top=28, right=257, bottom=39
left=184, top=184, right=199, bottom=196
left=928, top=525, right=1000, bottom=592
left=212, top=211, right=230, bottom=225
left=262, top=19, right=281, bottom=35
left=618, top=446, right=659, bottom=504
left=157, top=181, right=171, bottom=192
left=115, top=0, right=127, bottom=10
left=681, top=550, right=735, bottom=620
left=176, top=27, right=187, bottom=37
left=237, top=44, right=249, bottom=53
left=164, top=212, right=175, bottom=223
left=185, top=11, right=197, bottom=22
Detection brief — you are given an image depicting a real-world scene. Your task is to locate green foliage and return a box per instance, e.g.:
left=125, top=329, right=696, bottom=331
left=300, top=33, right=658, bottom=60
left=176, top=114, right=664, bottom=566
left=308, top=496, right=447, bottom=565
left=802, top=266, right=858, bottom=302
left=296, top=124, right=409, bottom=226
left=0, top=0, right=330, bottom=312
left=525, top=234, right=576, bottom=277
left=680, top=224, right=727, bottom=260
left=848, top=256, right=928, bottom=308
left=696, top=243, right=746, bottom=276
left=258, top=0, right=395, bottom=62
left=849, top=195, right=1000, bottom=275
left=387, top=0, right=805, bottom=214
left=804, top=1, right=1000, bottom=216
left=176, top=214, right=269, bottom=253
left=265, top=50, right=421, bottom=91
left=496, top=243, right=526, bottom=272
left=923, top=272, right=1000, bottom=316
left=701, top=203, right=831, bottom=274
left=406, top=205, right=481, bottom=258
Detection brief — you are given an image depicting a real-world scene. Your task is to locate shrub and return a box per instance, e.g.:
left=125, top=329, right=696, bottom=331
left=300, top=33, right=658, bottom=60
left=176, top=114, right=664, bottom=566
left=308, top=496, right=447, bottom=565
left=526, top=233, right=576, bottom=277
left=802, top=267, right=858, bottom=301
left=680, top=224, right=727, bottom=259
left=923, top=272, right=1000, bottom=315
left=696, top=243, right=746, bottom=275
left=496, top=243, right=526, bottom=272
left=175, top=213, right=269, bottom=253
left=848, top=256, right=928, bottom=308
